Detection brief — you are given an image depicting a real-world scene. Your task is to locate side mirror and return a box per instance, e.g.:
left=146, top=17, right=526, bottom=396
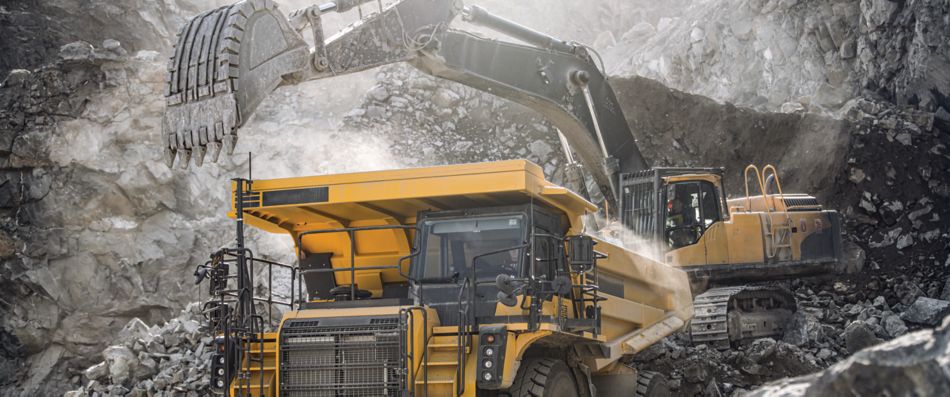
left=496, top=291, right=518, bottom=307
left=551, top=275, right=572, bottom=296
left=495, top=274, right=522, bottom=307
left=194, top=267, right=209, bottom=285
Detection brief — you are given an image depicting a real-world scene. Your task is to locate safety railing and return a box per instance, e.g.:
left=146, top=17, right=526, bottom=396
left=400, top=306, right=429, bottom=397
left=195, top=247, right=294, bottom=396
left=456, top=277, right=471, bottom=396
left=742, top=164, right=793, bottom=260
left=196, top=248, right=296, bottom=329
left=294, top=225, right=417, bottom=304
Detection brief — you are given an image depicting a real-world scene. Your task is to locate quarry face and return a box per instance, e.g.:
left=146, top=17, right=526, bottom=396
left=1, top=0, right=949, bottom=396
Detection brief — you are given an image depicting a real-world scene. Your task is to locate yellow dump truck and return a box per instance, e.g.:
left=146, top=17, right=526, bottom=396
left=195, top=160, right=692, bottom=396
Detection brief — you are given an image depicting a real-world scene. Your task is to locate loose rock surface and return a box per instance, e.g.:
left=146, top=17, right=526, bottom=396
left=63, top=303, right=213, bottom=396
left=749, top=315, right=950, bottom=396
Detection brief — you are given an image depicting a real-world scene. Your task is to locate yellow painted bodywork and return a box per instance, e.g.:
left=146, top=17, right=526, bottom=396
left=664, top=165, right=841, bottom=277
left=227, top=160, right=694, bottom=395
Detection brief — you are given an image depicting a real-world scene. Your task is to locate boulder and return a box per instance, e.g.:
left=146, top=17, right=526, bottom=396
left=902, top=297, right=950, bottom=326
left=843, top=321, right=882, bottom=354
left=102, top=346, right=139, bottom=385
left=83, top=362, right=108, bottom=381
left=747, top=315, right=950, bottom=396
left=883, top=314, right=908, bottom=338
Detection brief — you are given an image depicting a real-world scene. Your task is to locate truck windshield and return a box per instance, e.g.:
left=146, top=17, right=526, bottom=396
left=417, top=215, right=525, bottom=282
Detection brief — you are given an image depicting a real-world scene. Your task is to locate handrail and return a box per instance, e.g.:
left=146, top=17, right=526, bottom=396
left=209, top=249, right=295, bottom=328
left=456, top=277, right=471, bottom=397
left=401, top=306, right=429, bottom=397
left=296, top=224, right=419, bottom=301
left=743, top=164, right=768, bottom=213
left=469, top=243, right=530, bottom=320
left=761, top=164, right=787, bottom=209
left=761, top=164, right=794, bottom=259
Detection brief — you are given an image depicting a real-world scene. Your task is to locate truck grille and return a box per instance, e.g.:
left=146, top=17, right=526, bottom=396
left=280, top=317, right=404, bottom=397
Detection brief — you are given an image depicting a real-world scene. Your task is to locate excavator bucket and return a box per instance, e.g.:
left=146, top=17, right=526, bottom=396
left=162, top=0, right=311, bottom=168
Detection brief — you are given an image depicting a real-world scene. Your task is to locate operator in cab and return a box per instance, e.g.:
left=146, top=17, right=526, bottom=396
left=666, top=188, right=699, bottom=249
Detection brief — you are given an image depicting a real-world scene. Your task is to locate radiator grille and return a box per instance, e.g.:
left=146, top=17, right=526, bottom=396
left=280, top=317, right=404, bottom=397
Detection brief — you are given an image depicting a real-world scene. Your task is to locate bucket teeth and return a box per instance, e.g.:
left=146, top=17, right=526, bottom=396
left=164, top=146, right=178, bottom=168
left=208, top=141, right=223, bottom=163
left=179, top=149, right=192, bottom=169
left=194, top=145, right=207, bottom=167
left=222, top=135, right=238, bottom=156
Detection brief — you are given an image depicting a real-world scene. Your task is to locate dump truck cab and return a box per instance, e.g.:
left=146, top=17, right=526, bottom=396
left=198, top=160, right=693, bottom=396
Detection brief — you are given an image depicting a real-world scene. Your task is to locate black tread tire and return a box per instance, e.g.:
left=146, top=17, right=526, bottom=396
left=508, top=358, right=579, bottom=397
left=635, top=371, right=671, bottom=397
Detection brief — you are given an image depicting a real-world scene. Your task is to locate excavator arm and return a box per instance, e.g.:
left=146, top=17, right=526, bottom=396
left=162, top=0, right=647, bottom=207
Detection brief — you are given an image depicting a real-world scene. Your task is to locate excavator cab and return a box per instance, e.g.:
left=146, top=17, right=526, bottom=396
left=663, top=178, right=724, bottom=250
left=619, top=168, right=728, bottom=260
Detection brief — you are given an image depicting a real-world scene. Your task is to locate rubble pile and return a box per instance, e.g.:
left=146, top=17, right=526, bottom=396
left=749, top=316, right=950, bottom=396
left=832, top=97, right=950, bottom=279
left=63, top=304, right=212, bottom=397
left=631, top=274, right=950, bottom=395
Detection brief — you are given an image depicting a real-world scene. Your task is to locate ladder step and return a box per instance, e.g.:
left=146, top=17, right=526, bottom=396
left=427, top=343, right=457, bottom=349
left=432, top=326, right=458, bottom=334
left=423, top=360, right=459, bottom=367
left=415, top=379, right=454, bottom=385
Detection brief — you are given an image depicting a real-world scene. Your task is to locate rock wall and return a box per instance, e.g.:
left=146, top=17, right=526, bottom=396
left=605, top=0, right=950, bottom=113
left=0, top=45, right=232, bottom=396
left=0, top=0, right=217, bottom=77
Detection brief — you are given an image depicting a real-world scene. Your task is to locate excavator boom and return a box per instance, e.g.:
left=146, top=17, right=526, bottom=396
left=161, top=0, right=647, bottom=207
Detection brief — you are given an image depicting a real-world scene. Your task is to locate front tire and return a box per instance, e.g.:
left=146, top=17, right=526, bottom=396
left=508, top=358, right=579, bottom=397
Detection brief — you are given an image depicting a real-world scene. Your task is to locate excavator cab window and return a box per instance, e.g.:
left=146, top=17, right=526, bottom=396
left=664, top=182, right=721, bottom=249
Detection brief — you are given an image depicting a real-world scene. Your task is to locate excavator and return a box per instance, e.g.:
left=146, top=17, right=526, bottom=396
left=165, top=0, right=846, bottom=394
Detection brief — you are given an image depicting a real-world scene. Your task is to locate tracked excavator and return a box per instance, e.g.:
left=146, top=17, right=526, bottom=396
left=166, top=0, right=846, bottom=395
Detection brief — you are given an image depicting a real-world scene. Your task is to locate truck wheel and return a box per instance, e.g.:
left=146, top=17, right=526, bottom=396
left=635, top=371, right=670, bottom=397
left=508, top=358, right=579, bottom=397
